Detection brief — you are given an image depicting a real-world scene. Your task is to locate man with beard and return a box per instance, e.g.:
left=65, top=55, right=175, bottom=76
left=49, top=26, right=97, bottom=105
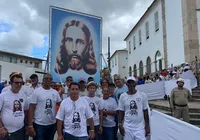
left=118, top=77, right=150, bottom=140
left=54, top=20, right=97, bottom=75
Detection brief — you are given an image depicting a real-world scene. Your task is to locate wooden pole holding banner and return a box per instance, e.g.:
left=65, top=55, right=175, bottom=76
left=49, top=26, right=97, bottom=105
left=108, top=37, right=111, bottom=72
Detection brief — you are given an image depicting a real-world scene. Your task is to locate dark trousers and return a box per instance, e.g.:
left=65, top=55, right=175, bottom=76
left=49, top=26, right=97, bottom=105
left=1, top=127, right=25, bottom=140
left=102, top=127, right=115, bottom=140
left=64, top=133, right=88, bottom=140
left=87, top=125, right=102, bottom=140
left=33, top=123, right=56, bottom=140
left=114, top=120, right=118, bottom=140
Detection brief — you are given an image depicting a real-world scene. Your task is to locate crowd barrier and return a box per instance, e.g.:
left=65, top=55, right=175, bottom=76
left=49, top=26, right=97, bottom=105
left=136, top=70, right=196, bottom=100
left=150, top=110, right=200, bottom=140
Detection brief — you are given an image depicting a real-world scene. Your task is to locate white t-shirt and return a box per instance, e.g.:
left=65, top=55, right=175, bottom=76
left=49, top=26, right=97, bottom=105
left=0, top=89, right=28, bottom=133
left=102, top=97, right=117, bottom=127
left=30, top=87, right=62, bottom=125
left=25, top=84, right=40, bottom=106
left=79, top=89, right=88, bottom=97
left=25, top=84, right=40, bottom=98
left=83, top=96, right=103, bottom=126
left=118, top=91, right=148, bottom=131
left=62, top=86, right=69, bottom=99
left=56, top=97, right=93, bottom=137
left=95, top=88, right=103, bottom=98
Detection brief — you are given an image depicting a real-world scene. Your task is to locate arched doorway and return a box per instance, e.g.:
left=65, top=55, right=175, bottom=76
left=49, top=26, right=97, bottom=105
left=134, top=64, right=137, bottom=76
left=146, top=57, right=151, bottom=74
left=155, top=51, right=162, bottom=72
left=129, top=66, right=132, bottom=76
left=139, top=61, right=143, bottom=76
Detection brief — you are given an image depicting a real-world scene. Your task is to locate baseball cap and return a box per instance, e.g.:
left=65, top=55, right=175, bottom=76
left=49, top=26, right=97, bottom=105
left=30, top=74, right=38, bottom=79
left=177, top=78, right=184, bottom=83
left=87, top=81, right=97, bottom=88
left=78, top=78, right=86, bottom=83
left=126, top=76, right=136, bottom=82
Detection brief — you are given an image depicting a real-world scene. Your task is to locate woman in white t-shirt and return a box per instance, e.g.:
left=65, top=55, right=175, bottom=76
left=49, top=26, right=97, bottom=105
left=84, top=81, right=103, bottom=140
left=101, top=87, right=118, bottom=140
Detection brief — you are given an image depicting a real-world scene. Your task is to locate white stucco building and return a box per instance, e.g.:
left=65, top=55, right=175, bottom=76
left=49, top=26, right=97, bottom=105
left=109, top=49, right=128, bottom=78
left=125, top=0, right=200, bottom=76
left=0, top=50, right=44, bottom=82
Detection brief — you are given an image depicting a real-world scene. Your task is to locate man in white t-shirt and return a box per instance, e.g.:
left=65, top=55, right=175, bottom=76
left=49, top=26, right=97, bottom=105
left=78, top=78, right=88, bottom=97
left=0, top=72, right=28, bottom=140
left=101, top=87, right=118, bottom=140
left=84, top=81, right=103, bottom=140
left=118, top=76, right=150, bottom=140
left=25, top=74, right=40, bottom=104
left=56, top=82, right=95, bottom=140
left=28, top=73, right=62, bottom=140
left=62, top=76, right=73, bottom=99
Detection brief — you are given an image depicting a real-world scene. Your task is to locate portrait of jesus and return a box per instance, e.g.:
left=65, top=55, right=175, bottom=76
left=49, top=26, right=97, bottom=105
left=54, top=20, right=97, bottom=75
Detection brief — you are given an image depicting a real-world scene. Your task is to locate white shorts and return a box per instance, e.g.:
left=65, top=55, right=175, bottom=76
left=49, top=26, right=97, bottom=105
left=124, top=128, right=146, bottom=140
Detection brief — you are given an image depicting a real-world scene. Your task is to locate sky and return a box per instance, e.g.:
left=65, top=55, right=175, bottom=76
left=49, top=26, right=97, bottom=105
left=0, top=0, right=153, bottom=66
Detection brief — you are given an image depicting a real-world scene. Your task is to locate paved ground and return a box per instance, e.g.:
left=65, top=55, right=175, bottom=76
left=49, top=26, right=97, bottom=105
left=149, top=100, right=200, bottom=109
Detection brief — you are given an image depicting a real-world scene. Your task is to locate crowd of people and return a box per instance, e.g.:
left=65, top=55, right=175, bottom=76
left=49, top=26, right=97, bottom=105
left=0, top=72, right=150, bottom=140
left=133, top=62, right=192, bottom=85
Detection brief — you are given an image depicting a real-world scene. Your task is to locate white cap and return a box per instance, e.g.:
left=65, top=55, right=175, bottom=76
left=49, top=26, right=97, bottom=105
left=185, top=62, right=189, bottom=65
left=1, top=78, right=7, bottom=83
left=177, top=78, right=184, bottom=83
left=184, top=66, right=190, bottom=70
left=126, top=76, right=136, bottom=82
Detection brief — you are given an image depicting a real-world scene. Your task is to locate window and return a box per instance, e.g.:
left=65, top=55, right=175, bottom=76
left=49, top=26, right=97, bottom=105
left=134, top=64, right=137, bottom=76
left=20, top=60, right=23, bottom=63
left=34, top=62, right=39, bottom=68
left=30, top=61, right=32, bottom=65
left=139, top=61, right=143, bottom=76
left=0, top=55, right=3, bottom=60
left=25, top=60, right=28, bottom=64
left=129, top=66, right=132, bottom=76
left=133, top=36, right=136, bottom=50
left=9, top=57, right=12, bottom=63
left=145, top=22, right=149, bottom=39
left=112, top=59, right=114, bottom=68
left=3, top=56, right=10, bottom=62
left=146, top=57, right=151, bottom=74
left=115, top=57, right=117, bottom=65
left=129, top=41, right=131, bottom=53
left=11, top=57, right=17, bottom=63
left=154, top=11, right=159, bottom=32
left=155, top=51, right=162, bottom=72
left=139, top=30, right=142, bottom=45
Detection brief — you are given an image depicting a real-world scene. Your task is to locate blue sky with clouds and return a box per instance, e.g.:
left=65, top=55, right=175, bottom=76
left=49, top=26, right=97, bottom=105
left=0, top=21, right=12, bottom=33
left=31, top=36, right=49, bottom=60
left=0, top=0, right=153, bottom=68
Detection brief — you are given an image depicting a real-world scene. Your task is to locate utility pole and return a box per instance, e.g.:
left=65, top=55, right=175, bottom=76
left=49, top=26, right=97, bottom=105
left=108, top=37, right=111, bottom=72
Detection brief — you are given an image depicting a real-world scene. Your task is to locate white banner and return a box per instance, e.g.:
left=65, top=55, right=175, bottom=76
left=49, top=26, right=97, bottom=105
left=180, top=70, right=197, bottom=88
left=150, top=110, right=200, bottom=140
left=136, top=81, right=165, bottom=100
left=164, top=79, right=192, bottom=96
